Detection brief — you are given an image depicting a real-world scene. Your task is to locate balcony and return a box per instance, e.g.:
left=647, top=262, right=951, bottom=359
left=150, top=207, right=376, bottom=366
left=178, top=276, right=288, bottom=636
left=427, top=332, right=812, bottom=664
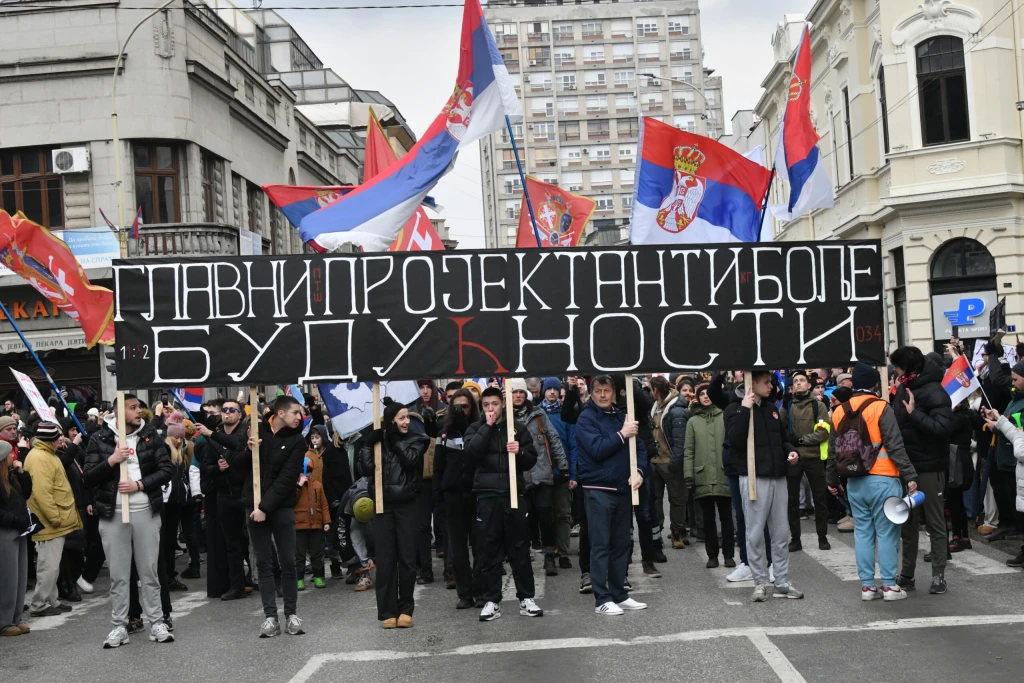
left=554, top=32, right=574, bottom=41
left=126, top=223, right=270, bottom=258
left=670, top=52, right=693, bottom=61
left=527, top=32, right=550, bottom=42
left=497, top=33, right=519, bottom=44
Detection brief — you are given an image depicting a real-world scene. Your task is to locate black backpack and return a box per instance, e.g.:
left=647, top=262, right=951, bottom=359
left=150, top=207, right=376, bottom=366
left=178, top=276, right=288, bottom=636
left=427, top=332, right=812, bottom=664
left=833, top=398, right=882, bottom=477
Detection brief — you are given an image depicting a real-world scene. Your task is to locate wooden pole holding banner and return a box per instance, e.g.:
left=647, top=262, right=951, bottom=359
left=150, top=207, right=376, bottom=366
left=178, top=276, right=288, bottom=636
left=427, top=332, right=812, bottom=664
left=879, top=366, right=890, bottom=400
left=373, top=383, right=384, bottom=514
left=249, top=387, right=262, bottom=509
left=745, top=373, right=757, bottom=501
left=624, top=375, right=640, bottom=507
left=116, top=392, right=130, bottom=523
left=505, top=382, right=518, bottom=509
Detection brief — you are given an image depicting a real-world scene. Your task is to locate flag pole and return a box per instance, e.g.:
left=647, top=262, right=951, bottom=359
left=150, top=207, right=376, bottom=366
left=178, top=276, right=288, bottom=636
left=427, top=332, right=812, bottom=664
left=169, top=390, right=198, bottom=423
left=755, top=164, right=776, bottom=242
left=0, top=299, right=85, bottom=434
left=505, top=115, right=543, bottom=247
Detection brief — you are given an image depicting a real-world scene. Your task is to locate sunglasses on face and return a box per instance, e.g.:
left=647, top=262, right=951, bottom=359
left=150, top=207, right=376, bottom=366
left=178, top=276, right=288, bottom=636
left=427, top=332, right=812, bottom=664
left=223, top=407, right=240, bottom=414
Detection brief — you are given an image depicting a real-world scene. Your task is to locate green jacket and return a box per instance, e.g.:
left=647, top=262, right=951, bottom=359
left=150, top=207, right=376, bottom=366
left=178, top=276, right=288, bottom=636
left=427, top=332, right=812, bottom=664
left=779, top=393, right=830, bottom=460
left=683, top=402, right=729, bottom=499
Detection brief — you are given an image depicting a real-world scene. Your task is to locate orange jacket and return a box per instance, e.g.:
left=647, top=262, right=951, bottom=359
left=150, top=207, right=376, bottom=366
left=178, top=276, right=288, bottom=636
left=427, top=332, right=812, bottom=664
left=294, top=451, right=330, bottom=530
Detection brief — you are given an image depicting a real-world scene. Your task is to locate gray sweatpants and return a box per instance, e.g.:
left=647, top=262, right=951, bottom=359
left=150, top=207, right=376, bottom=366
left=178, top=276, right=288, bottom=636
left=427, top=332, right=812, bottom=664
left=99, top=508, right=163, bottom=628
left=29, top=536, right=65, bottom=612
left=739, top=476, right=791, bottom=586
left=0, top=529, right=28, bottom=627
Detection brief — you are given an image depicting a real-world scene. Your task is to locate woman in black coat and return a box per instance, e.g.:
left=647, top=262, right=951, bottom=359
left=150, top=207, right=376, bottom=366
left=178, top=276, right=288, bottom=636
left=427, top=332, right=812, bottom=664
left=0, top=440, right=32, bottom=635
left=358, top=398, right=429, bottom=629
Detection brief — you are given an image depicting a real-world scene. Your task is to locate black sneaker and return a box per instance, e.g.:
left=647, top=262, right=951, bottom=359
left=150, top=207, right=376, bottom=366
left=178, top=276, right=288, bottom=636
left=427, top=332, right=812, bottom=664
left=30, top=605, right=62, bottom=617
left=417, top=573, right=435, bottom=585
left=896, top=575, right=916, bottom=592
left=168, top=579, right=188, bottom=592
left=818, top=536, right=831, bottom=550
left=220, top=589, right=247, bottom=601
left=558, top=556, right=572, bottom=569
left=456, top=598, right=474, bottom=610
left=57, top=603, right=73, bottom=613
left=924, top=552, right=932, bottom=563
left=127, top=617, right=145, bottom=634
left=788, top=539, right=802, bottom=553
left=928, top=574, right=947, bottom=595
left=653, top=549, right=668, bottom=563
left=706, top=557, right=720, bottom=569
left=1006, top=550, right=1024, bottom=568
left=724, top=557, right=736, bottom=568
left=181, top=565, right=201, bottom=579
left=579, top=572, right=593, bottom=594
left=544, top=556, right=558, bottom=577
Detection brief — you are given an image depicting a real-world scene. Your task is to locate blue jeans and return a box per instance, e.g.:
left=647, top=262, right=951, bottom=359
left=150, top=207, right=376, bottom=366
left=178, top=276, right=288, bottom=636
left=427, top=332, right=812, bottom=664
left=729, top=475, right=771, bottom=567
left=846, top=475, right=902, bottom=587
left=583, top=488, right=631, bottom=606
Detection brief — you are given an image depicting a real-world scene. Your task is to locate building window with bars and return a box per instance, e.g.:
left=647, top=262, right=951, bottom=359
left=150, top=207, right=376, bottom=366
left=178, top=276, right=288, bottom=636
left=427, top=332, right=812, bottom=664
left=133, top=143, right=180, bottom=224
left=0, top=147, right=63, bottom=228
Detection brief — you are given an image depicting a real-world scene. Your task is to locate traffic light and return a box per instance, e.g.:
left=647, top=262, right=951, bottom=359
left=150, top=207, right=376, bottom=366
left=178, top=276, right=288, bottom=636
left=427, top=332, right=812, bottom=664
left=105, top=348, right=117, bottom=376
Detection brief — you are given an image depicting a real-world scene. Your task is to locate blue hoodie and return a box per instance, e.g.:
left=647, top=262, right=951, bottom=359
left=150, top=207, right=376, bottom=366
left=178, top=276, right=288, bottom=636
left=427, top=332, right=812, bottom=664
left=575, top=399, right=648, bottom=493
left=540, top=399, right=577, bottom=480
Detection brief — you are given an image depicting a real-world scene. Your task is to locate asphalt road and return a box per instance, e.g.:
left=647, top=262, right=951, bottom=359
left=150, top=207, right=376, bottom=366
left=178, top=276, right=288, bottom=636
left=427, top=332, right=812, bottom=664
left=3, top=518, right=1023, bottom=683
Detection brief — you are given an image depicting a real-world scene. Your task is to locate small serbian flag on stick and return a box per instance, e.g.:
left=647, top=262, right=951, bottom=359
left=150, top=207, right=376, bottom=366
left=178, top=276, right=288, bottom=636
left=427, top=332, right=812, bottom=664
left=131, top=206, right=142, bottom=240
left=175, top=388, right=204, bottom=413
left=942, top=355, right=980, bottom=407
left=516, top=176, right=595, bottom=248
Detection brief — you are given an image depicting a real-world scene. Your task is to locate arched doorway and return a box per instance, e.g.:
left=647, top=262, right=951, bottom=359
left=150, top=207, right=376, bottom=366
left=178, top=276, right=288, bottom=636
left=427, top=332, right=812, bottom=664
left=928, top=237, right=997, bottom=354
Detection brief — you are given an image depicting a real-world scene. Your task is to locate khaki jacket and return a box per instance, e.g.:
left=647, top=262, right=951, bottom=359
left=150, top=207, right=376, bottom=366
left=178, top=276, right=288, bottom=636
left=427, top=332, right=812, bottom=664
left=25, top=439, right=83, bottom=541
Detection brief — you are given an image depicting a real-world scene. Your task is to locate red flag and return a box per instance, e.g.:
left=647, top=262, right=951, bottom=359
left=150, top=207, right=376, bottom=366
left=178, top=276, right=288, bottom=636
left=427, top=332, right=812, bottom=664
left=0, top=210, right=115, bottom=347
left=516, top=177, right=596, bottom=248
left=362, top=108, right=445, bottom=253
left=131, top=206, right=143, bottom=240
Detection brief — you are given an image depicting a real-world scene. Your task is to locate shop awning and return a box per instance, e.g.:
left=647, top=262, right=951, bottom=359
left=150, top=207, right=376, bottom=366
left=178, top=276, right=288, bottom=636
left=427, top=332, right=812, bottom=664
left=0, top=329, right=90, bottom=355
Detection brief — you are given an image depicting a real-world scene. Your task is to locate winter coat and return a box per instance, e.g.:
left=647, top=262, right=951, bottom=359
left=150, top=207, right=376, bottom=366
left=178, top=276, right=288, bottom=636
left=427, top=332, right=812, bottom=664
left=434, top=424, right=475, bottom=495
left=358, top=430, right=429, bottom=504
left=313, top=425, right=351, bottom=505
left=826, top=393, right=917, bottom=487
left=890, top=360, right=954, bottom=474
left=981, top=358, right=1013, bottom=413
left=993, top=415, right=1024, bottom=512
left=516, top=403, right=569, bottom=489
left=651, top=392, right=688, bottom=473
left=200, top=425, right=248, bottom=501
left=996, top=392, right=1024, bottom=473
left=294, top=459, right=331, bottom=530
left=780, top=393, right=830, bottom=461
left=724, top=398, right=795, bottom=478
left=575, top=399, right=649, bottom=493
left=949, top=408, right=977, bottom=491
left=0, top=467, right=32, bottom=531
left=226, top=420, right=306, bottom=514
left=709, top=375, right=745, bottom=477
left=464, top=418, right=539, bottom=495
left=58, top=442, right=89, bottom=513
left=24, top=439, right=83, bottom=541
left=540, top=400, right=577, bottom=480
left=683, top=402, right=728, bottom=498
left=83, top=418, right=173, bottom=519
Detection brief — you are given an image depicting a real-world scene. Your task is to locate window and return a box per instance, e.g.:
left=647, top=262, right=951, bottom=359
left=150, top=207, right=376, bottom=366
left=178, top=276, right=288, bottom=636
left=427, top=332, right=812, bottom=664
left=584, top=45, right=605, bottom=62
left=615, top=93, right=637, bottom=112
left=527, top=46, right=550, bottom=67
left=843, top=87, right=854, bottom=179
left=672, top=91, right=696, bottom=110
left=704, top=89, right=719, bottom=106
left=582, top=21, right=603, bottom=38
left=0, top=147, right=63, bottom=228
left=621, top=194, right=632, bottom=209
left=554, top=47, right=575, bottom=66
left=586, top=95, right=608, bottom=113
left=618, top=142, right=637, bottom=158
left=503, top=199, right=521, bottom=219
left=891, top=246, right=907, bottom=348
left=502, top=174, right=522, bottom=194
left=917, top=36, right=969, bottom=145
left=673, top=114, right=696, bottom=132
left=617, top=119, right=639, bottom=138
left=526, top=21, right=549, bottom=42
left=533, top=147, right=557, bottom=166
left=245, top=80, right=255, bottom=104
left=596, top=197, right=614, bottom=210
left=592, top=145, right=612, bottom=160
left=200, top=151, right=216, bottom=222
left=560, top=146, right=582, bottom=163
left=559, top=120, right=580, bottom=141
left=231, top=173, right=242, bottom=225
left=266, top=98, right=276, bottom=122
left=530, top=72, right=553, bottom=91
left=614, top=70, right=635, bottom=87
left=502, top=123, right=524, bottom=143
left=610, top=19, right=632, bottom=38
left=612, top=44, right=634, bottom=63
left=531, top=97, right=554, bottom=117
left=501, top=149, right=516, bottom=170
left=246, top=181, right=263, bottom=234
left=669, top=40, right=691, bottom=59
left=930, top=237, right=996, bottom=280
left=533, top=122, right=555, bottom=140
left=878, top=66, right=890, bottom=155
left=638, top=42, right=660, bottom=62
left=591, top=169, right=613, bottom=187
left=636, top=20, right=658, bottom=37
left=668, top=15, right=690, bottom=34
left=494, top=22, right=517, bottom=43
left=499, top=48, right=519, bottom=68
left=563, top=171, right=583, bottom=190
left=587, top=119, right=610, bottom=138
left=671, top=66, right=693, bottom=81
left=133, top=143, right=179, bottom=224
left=644, top=91, right=664, bottom=109
left=556, top=72, right=577, bottom=90
left=299, top=127, right=307, bottom=148
left=619, top=168, right=635, bottom=186
left=538, top=173, right=559, bottom=186
left=584, top=70, right=607, bottom=87
left=557, top=96, right=579, bottom=115
left=553, top=22, right=573, bottom=41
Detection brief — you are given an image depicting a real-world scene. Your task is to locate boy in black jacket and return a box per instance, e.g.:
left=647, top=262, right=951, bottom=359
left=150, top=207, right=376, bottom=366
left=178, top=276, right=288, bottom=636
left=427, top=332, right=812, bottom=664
left=230, top=396, right=306, bottom=638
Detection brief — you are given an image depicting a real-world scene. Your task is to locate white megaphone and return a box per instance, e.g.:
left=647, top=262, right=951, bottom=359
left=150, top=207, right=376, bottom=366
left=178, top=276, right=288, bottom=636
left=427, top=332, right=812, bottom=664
left=883, top=491, right=926, bottom=525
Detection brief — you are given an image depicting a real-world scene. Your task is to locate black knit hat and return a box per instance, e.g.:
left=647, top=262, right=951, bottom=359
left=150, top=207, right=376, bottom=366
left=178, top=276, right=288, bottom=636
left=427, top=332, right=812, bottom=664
left=35, top=421, right=62, bottom=442
left=851, top=363, right=880, bottom=391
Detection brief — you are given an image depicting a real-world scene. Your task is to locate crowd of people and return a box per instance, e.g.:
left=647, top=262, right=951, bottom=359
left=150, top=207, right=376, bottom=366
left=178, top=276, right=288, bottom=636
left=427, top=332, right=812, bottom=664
left=2, top=340, right=1023, bottom=642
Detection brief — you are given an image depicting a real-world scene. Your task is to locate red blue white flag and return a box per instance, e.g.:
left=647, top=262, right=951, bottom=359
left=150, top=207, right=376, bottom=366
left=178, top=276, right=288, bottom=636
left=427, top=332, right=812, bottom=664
left=942, top=355, right=980, bottom=407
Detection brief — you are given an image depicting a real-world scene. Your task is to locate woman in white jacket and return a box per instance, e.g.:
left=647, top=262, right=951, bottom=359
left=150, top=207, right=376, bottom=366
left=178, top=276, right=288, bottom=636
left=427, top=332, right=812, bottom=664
left=983, top=407, right=1024, bottom=568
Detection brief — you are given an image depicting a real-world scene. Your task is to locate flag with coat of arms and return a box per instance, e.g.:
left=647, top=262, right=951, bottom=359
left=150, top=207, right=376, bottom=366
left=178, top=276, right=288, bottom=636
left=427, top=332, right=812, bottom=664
left=516, top=177, right=595, bottom=248
left=942, top=355, right=981, bottom=407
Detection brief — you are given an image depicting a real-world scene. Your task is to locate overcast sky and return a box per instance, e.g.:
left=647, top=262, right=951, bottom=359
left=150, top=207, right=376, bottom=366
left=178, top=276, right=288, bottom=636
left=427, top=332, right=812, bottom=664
left=282, top=0, right=805, bottom=248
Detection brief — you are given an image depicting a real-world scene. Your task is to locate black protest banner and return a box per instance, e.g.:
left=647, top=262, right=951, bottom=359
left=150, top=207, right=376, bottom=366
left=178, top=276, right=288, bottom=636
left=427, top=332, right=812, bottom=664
left=111, top=241, right=885, bottom=389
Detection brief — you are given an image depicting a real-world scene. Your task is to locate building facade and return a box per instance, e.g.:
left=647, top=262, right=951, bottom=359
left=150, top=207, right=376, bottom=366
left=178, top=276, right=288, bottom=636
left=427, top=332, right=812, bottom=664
left=0, top=0, right=408, bottom=405
left=479, top=0, right=722, bottom=248
left=751, top=1, right=1024, bottom=356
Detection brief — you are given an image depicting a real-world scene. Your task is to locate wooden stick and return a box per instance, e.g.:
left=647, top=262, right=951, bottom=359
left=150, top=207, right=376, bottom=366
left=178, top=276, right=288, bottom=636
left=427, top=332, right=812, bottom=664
left=879, top=365, right=890, bottom=399
left=116, top=391, right=129, bottom=523
left=249, top=387, right=262, bottom=509
left=745, top=373, right=757, bottom=501
left=505, top=381, right=518, bottom=509
left=373, top=383, right=383, bottom=514
left=625, top=375, right=639, bottom=507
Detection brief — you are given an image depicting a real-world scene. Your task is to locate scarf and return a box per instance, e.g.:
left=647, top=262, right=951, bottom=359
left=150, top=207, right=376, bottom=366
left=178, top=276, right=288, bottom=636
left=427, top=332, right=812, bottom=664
left=540, top=399, right=561, bottom=416
left=896, top=372, right=919, bottom=387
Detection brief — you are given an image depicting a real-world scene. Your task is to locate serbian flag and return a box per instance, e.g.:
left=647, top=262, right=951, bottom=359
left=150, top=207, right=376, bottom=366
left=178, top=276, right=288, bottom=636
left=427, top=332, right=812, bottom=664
left=771, top=24, right=834, bottom=222
left=942, top=355, right=981, bottom=407
left=296, top=0, right=521, bottom=252
left=630, top=118, right=772, bottom=244
left=0, top=210, right=115, bottom=348
left=516, top=177, right=595, bottom=248
left=262, top=185, right=355, bottom=252
left=174, top=388, right=204, bottom=413
left=131, top=206, right=142, bottom=240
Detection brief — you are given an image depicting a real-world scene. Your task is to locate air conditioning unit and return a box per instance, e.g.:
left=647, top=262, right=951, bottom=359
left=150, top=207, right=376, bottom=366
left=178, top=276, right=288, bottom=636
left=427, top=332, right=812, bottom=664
left=529, top=60, right=537, bottom=66
left=52, top=147, right=90, bottom=174
left=523, top=75, right=531, bottom=82
left=568, top=84, right=577, bottom=90
left=569, top=185, right=583, bottom=191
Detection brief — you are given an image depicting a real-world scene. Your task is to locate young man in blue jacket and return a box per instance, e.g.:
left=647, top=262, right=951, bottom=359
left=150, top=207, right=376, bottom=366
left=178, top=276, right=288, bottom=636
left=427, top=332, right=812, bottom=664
left=575, top=375, right=648, bottom=616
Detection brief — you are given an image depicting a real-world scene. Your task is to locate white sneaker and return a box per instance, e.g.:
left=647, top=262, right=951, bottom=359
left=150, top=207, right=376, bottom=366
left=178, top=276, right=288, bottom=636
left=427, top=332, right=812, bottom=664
left=102, top=627, right=129, bottom=649
left=519, top=598, right=543, bottom=617
left=149, top=623, right=174, bottom=643
left=285, top=614, right=304, bottom=635
left=616, top=597, right=647, bottom=610
left=479, top=601, right=501, bottom=622
left=883, top=585, right=908, bottom=602
left=259, top=617, right=281, bottom=638
left=726, top=563, right=753, bottom=582
left=861, top=587, right=882, bottom=601
left=77, top=577, right=95, bottom=594
left=595, top=601, right=624, bottom=616
left=769, top=564, right=775, bottom=583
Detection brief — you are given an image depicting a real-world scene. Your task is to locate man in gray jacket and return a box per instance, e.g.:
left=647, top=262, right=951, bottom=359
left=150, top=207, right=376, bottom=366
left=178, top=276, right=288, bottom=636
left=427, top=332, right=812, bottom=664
left=510, top=379, right=569, bottom=578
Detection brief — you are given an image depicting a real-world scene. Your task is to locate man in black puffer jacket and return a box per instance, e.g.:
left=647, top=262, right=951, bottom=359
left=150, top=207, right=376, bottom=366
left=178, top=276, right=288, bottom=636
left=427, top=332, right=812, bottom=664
left=464, top=387, right=540, bottom=622
left=890, top=346, right=954, bottom=595
left=83, top=394, right=174, bottom=647
left=226, top=396, right=306, bottom=638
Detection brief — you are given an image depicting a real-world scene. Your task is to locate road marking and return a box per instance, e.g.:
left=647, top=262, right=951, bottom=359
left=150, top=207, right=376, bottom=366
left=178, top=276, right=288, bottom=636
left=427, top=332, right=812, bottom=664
left=28, top=595, right=108, bottom=631
left=917, top=532, right=1017, bottom=575
left=800, top=541, right=880, bottom=582
left=709, top=565, right=754, bottom=589
left=284, top=613, right=1024, bottom=683
left=724, top=600, right=743, bottom=606
left=747, top=632, right=808, bottom=683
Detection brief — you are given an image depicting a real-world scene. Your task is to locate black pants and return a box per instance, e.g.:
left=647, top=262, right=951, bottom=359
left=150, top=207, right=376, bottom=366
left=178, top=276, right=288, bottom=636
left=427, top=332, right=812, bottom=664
left=414, top=484, right=435, bottom=578
left=295, top=528, right=325, bottom=579
left=477, top=495, right=534, bottom=603
left=218, top=496, right=249, bottom=592
left=445, top=491, right=480, bottom=600
left=58, top=529, right=85, bottom=594
left=947, top=487, right=969, bottom=538
left=202, top=493, right=230, bottom=598
left=787, top=458, right=829, bottom=540
left=161, top=502, right=183, bottom=580
left=576, top=486, right=591, bottom=574
left=80, top=513, right=105, bottom=584
left=699, top=496, right=735, bottom=560
left=247, top=507, right=298, bottom=620
left=372, top=500, right=418, bottom=621
left=179, top=501, right=201, bottom=569
left=633, top=478, right=655, bottom=563
left=522, top=485, right=556, bottom=552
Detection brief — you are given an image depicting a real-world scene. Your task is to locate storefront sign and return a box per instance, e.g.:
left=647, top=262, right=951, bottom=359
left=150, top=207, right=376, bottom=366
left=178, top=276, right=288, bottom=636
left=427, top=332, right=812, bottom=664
left=931, top=290, right=998, bottom=340
left=0, top=227, right=119, bottom=274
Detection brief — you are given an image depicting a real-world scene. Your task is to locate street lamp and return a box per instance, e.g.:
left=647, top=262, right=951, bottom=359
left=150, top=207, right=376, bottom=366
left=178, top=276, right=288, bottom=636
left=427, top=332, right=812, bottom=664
left=639, top=72, right=709, bottom=119
left=111, top=0, right=177, bottom=261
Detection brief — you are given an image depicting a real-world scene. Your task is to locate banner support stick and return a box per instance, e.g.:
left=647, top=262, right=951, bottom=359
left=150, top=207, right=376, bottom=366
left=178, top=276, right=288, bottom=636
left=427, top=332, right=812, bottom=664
left=755, top=164, right=776, bottom=242
left=373, top=383, right=383, bottom=514
left=625, top=375, right=639, bottom=507
left=505, top=381, right=518, bottom=509
left=745, top=373, right=757, bottom=501
left=505, top=115, right=544, bottom=248
left=116, top=392, right=130, bottom=522
left=249, top=387, right=262, bottom=509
